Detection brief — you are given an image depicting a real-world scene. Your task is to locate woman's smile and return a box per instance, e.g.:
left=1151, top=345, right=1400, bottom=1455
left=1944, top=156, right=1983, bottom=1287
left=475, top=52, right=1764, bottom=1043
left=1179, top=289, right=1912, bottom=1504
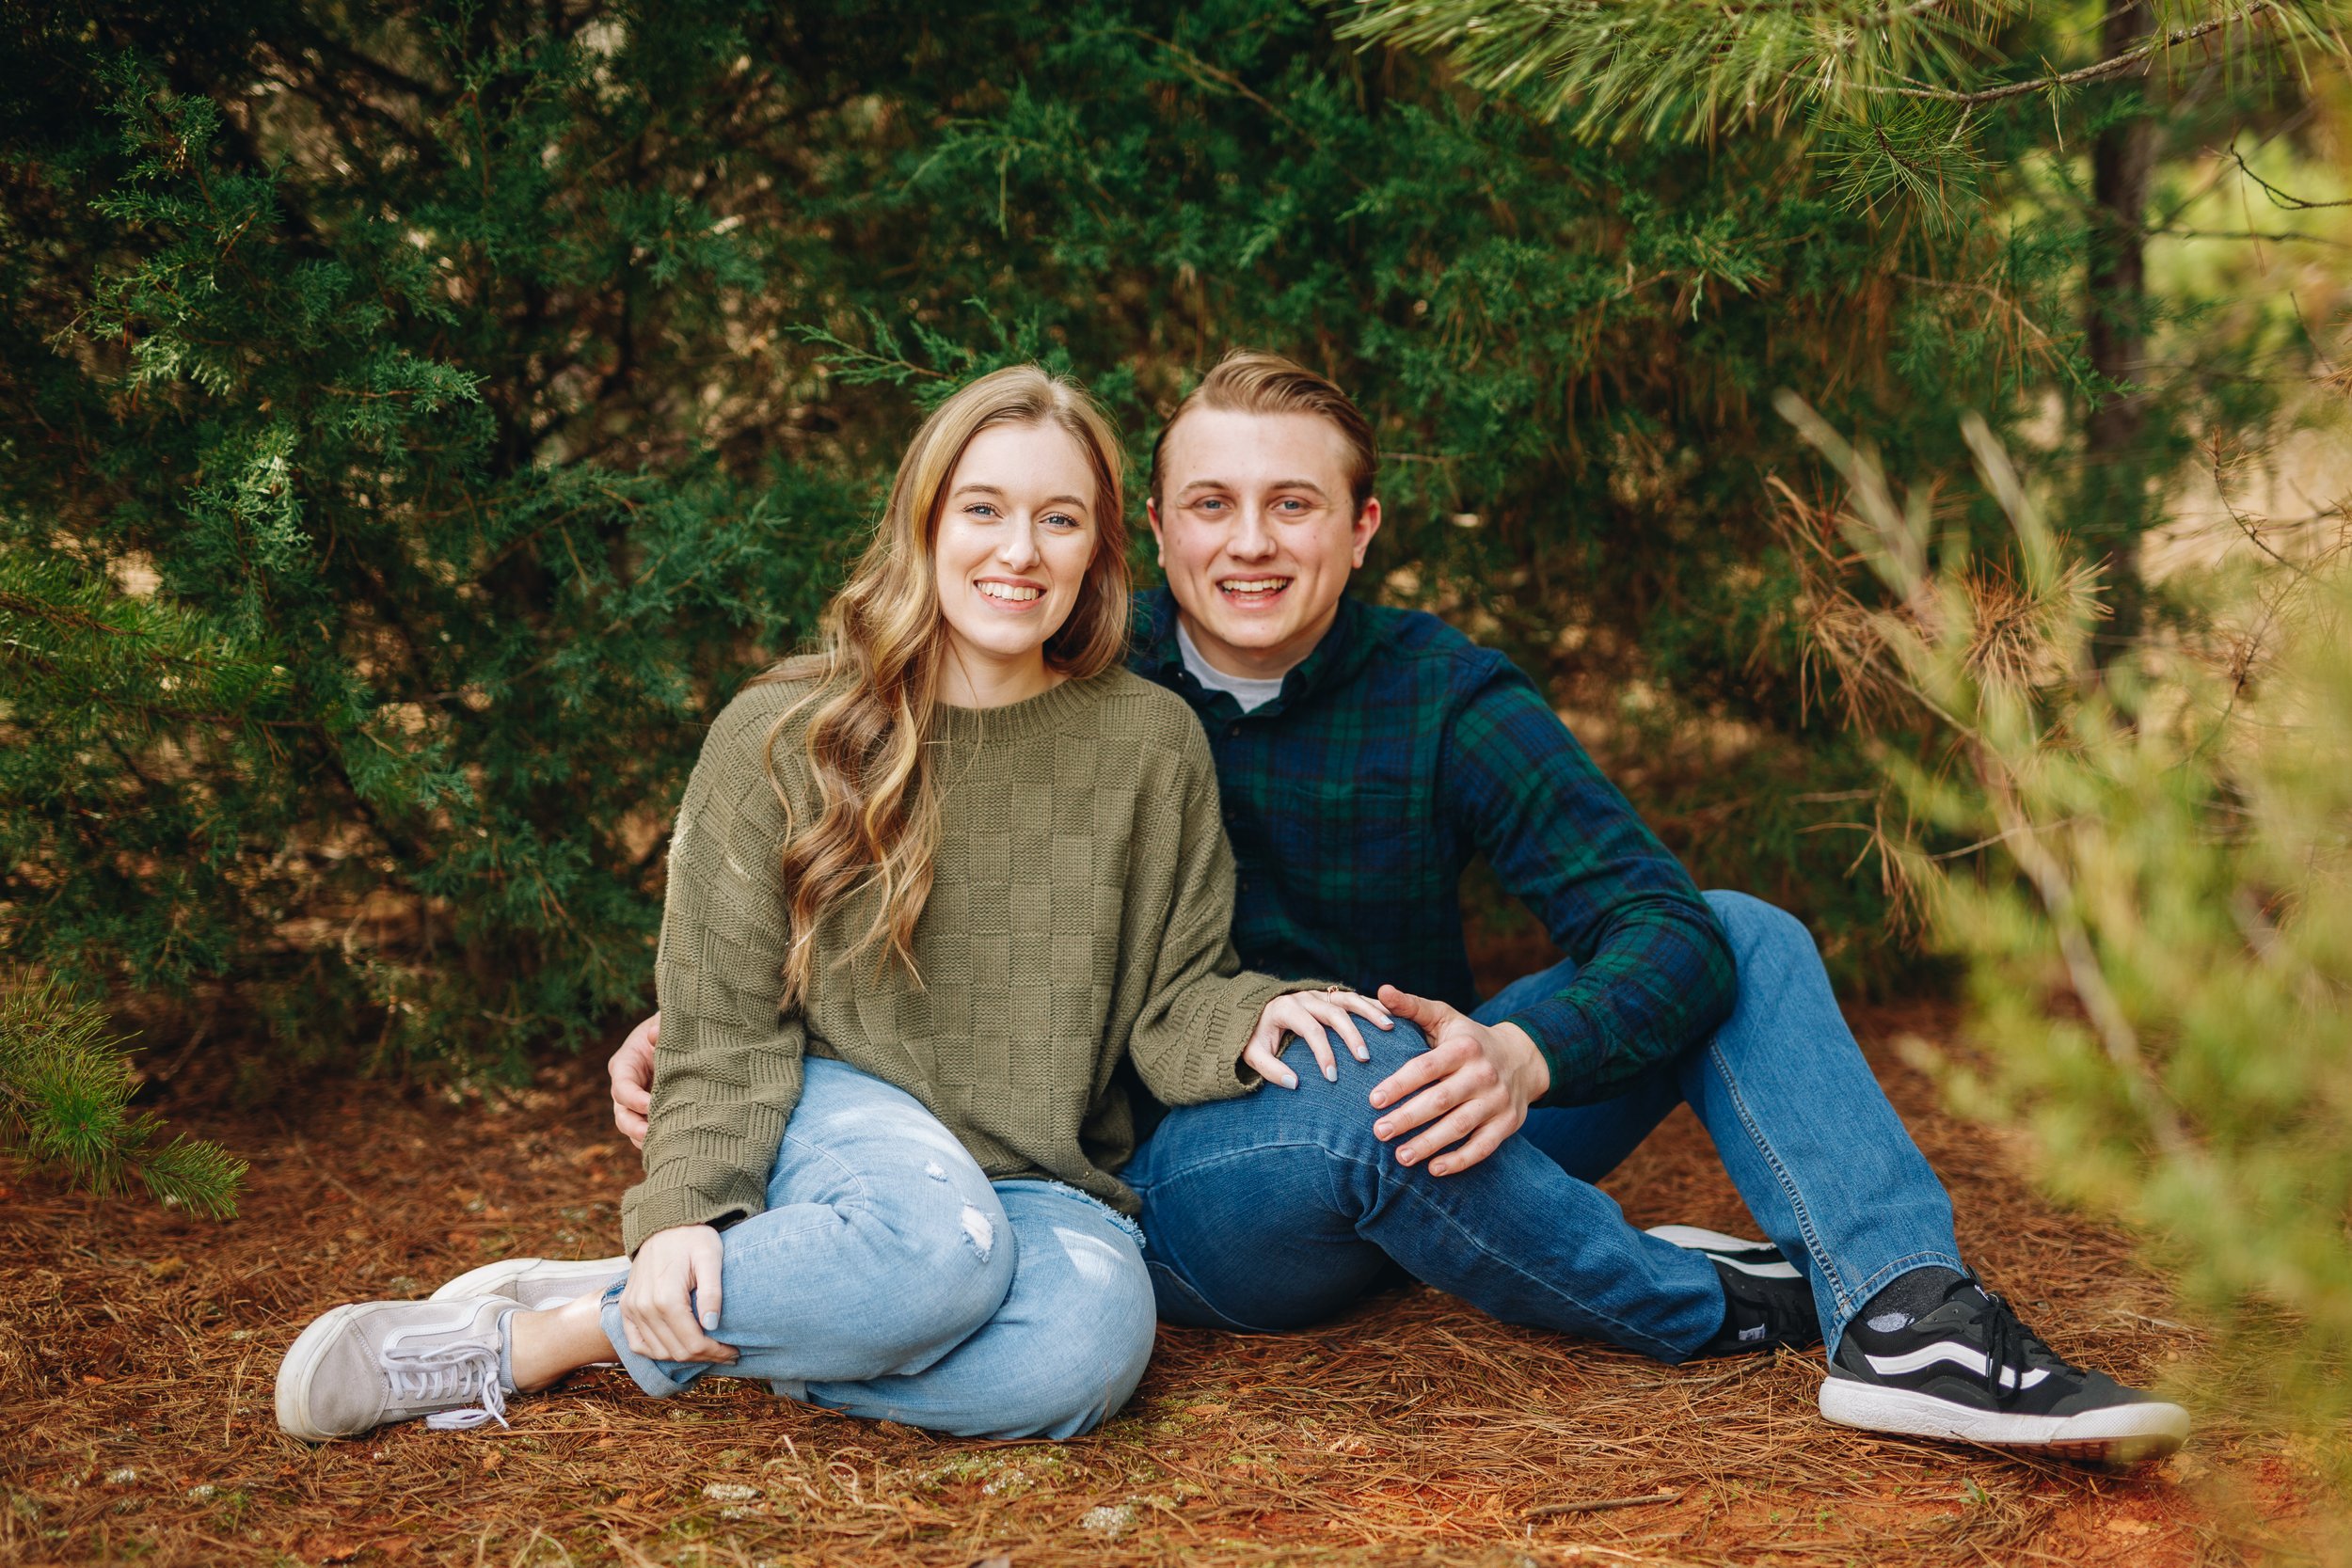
left=973, top=576, right=1047, bottom=609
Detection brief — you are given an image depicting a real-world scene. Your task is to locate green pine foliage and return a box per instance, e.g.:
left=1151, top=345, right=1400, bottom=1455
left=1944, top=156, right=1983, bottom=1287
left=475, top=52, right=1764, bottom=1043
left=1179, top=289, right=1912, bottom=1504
left=4, top=16, right=847, bottom=1069
left=0, top=974, right=245, bottom=1216
left=2, top=0, right=2029, bottom=1071
left=1343, top=0, right=2351, bottom=617
left=20, top=0, right=2327, bottom=1075
left=1339, top=0, right=2350, bottom=222
left=1337, top=0, right=2028, bottom=146
left=1778, top=393, right=2352, bottom=1459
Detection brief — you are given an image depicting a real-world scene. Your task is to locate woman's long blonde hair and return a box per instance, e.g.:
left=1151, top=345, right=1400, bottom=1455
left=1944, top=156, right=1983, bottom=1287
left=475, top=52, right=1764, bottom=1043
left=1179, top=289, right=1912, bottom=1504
left=755, top=365, right=1131, bottom=1007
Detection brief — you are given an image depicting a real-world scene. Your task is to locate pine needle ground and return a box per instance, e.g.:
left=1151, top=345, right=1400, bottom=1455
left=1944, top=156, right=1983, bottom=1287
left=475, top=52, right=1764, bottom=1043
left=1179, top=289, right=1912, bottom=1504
left=1, top=1005, right=2331, bottom=1567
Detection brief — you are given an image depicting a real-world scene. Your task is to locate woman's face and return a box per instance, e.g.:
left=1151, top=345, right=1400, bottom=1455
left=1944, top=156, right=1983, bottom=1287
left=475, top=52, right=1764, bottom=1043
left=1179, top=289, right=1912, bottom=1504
left=931, top=420, right=1100, bottom=699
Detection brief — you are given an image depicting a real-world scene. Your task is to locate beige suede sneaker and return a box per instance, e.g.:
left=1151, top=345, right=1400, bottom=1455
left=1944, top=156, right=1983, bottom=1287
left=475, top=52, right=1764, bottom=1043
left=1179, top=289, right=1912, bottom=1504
left=430, top=1255, right=628, bottom=1310
left=275, top=1297, right=512, bottom=1442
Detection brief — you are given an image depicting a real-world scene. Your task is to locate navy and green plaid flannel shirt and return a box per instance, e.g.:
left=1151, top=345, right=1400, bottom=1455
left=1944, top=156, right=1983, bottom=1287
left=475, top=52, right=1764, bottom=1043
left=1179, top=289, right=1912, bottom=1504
left=1128, top=588, right=1737, bottom=1106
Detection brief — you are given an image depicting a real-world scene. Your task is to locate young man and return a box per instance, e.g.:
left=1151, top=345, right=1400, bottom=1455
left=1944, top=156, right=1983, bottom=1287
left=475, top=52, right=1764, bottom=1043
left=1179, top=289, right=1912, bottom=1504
left=594, top=353, right=2186, bottom=1463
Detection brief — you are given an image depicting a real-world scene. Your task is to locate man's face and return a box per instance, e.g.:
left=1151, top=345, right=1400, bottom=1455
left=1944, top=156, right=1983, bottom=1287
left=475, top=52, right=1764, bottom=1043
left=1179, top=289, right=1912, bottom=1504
left=1148, top=407, right=1382, bottom=680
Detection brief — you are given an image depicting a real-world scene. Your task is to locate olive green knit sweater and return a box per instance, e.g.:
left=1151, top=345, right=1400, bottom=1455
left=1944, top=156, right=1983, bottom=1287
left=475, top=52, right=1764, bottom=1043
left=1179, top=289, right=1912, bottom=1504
left=620, top=666, right=1302, bottom=1255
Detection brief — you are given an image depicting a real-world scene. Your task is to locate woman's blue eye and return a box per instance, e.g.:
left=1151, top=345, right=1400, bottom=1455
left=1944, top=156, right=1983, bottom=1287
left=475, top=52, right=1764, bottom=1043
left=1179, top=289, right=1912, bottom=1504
left=968, top=503, right=998, bottom=518
left=1043, top=513, right=1081, bottom=530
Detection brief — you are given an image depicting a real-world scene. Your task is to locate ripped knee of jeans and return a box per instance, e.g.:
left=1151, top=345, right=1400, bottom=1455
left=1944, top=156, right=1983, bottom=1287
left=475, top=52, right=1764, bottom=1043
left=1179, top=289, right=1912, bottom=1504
left=908, top=1155, right=999, bottom=1264
left=957, top=1200, right=995, bottom=1262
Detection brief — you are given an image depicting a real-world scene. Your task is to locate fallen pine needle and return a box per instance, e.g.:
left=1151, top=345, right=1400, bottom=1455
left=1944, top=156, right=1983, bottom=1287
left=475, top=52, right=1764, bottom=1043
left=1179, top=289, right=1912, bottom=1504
left=1526, top=1488, right=1684, bottom=1517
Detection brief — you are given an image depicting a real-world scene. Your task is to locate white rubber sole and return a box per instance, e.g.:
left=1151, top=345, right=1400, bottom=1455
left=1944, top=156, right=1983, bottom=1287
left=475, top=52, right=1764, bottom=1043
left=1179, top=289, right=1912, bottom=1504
left=1820, top=1373, right=2189, bottom=1465
left=1646, top=1224, right=1767, bottom=1251
left=1645, top=1225, right=1801, bottom=1279
left=275, top=1302, right=366, bottom=1443
left=428, top=1255, right=628, bottom=1307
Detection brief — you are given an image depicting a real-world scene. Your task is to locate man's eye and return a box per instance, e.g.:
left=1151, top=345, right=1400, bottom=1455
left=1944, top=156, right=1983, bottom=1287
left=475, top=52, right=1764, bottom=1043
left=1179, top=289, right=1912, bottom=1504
left=1195, top=499, right=1228, bottom=513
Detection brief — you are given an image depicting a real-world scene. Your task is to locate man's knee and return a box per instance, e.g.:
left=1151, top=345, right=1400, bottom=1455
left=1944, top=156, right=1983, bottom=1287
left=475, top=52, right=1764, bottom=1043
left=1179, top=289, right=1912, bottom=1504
left=1297, top=1014, right=1429, bottom=1103
left=1208, top=1013, right=1424, bottom=1171
left=1703, top=889, right=1819, bottom=966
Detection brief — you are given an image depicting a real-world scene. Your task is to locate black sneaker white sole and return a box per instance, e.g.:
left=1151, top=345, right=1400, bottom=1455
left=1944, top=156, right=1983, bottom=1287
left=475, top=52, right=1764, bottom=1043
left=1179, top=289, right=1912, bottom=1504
left=1823, top=1275, right=2189, bottom=1465
left=1649, top=1225, right=1820, bottom=1356
left=1820, top=1367, right=2188, bottom=1464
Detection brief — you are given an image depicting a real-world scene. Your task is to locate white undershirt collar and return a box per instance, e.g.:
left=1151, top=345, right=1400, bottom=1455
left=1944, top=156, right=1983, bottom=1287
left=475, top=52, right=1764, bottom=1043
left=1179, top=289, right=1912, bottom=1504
left=1175, top=620, right=1291, bottom=714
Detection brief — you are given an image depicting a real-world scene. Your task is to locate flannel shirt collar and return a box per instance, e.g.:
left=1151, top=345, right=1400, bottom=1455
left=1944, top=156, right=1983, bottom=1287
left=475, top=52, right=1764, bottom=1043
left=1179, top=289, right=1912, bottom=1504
left=1130, top=587, right=1382, bottom=721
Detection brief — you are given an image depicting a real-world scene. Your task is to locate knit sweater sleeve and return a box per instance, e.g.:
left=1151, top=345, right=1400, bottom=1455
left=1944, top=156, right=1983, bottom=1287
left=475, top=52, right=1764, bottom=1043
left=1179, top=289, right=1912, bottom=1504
left=621, top=687, right=808, bottom=1257
left=1121, top=721, right=1306, bottom=1108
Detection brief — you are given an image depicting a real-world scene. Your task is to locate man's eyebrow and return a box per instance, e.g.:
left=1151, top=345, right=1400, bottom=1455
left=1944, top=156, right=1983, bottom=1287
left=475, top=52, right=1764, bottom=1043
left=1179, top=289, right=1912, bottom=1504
left=1177, top=478, right=1329, bottom=497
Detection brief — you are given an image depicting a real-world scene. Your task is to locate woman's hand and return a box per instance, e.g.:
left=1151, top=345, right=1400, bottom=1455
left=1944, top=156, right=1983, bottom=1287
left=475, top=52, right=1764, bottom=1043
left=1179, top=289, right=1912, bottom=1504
left=1241, top=988, right=1396, bottom=1088
left=619, top=1224, right=739, bottom=1366
left=609, top=1011, right=660, bottom=1148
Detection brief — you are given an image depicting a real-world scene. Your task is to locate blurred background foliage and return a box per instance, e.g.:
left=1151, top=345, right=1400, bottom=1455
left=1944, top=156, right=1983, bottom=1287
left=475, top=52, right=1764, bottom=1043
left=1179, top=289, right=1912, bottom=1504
left=1, top=0, right=2348, bottom=1314
left=1774, top=386, right=2352, bottom=1473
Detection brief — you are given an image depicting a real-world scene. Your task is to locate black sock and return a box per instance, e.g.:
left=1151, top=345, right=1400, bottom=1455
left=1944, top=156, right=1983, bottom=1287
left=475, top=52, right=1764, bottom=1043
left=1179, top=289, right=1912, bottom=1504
left=1856, top=1265, right=1967, bottom=1332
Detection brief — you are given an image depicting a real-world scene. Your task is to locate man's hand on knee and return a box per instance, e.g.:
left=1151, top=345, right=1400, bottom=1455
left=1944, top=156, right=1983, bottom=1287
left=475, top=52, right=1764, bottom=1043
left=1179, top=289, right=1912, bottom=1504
left=1367, top=987, right=1551, bottom=1177
left=611, top=1011, right=659, bottom=1148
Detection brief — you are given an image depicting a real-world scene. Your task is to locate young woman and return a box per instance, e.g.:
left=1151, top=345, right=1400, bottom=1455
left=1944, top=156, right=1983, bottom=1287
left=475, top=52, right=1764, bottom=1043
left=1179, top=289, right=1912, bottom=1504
left=273, top=366, right=1389, bottom=1443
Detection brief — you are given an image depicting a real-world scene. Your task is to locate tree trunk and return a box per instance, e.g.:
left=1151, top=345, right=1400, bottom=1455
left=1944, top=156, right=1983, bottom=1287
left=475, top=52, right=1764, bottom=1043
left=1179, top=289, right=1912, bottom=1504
left=2085, top=0, right=2157, bottom=653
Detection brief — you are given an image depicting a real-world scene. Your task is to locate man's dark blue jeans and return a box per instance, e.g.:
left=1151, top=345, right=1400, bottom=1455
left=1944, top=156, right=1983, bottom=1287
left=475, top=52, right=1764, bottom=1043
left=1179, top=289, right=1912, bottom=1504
left=1123, top=892, right=1964, bottom=1362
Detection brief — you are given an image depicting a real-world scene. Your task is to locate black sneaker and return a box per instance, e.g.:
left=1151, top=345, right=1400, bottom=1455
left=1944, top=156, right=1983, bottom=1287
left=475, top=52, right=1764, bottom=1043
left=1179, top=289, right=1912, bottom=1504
left=1820, top=1275, right=2189, bottom=1464
left=1649, top=1225, right=1822, bottom=1358
left=1646, top=1224, right=1804, bottom=1282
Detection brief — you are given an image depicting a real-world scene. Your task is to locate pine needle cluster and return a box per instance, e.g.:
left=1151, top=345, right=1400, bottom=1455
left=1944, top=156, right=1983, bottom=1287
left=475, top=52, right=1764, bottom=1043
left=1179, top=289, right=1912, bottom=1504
left=0, top=974, right=245, bottom=1217
left=1339, top=0, right=2352, bottom=230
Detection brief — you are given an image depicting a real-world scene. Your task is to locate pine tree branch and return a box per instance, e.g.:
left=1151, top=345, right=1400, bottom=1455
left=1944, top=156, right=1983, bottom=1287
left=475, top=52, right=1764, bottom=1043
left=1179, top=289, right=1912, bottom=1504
left=1342, top=0, right=2344, bottom=144
left=1882, top=3, right=2284, bottom=103
left=2150, top=109, right=2312, bottom=229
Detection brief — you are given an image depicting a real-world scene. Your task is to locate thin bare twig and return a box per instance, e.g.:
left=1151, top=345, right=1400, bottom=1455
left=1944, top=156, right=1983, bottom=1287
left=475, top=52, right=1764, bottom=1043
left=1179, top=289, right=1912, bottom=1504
left=1525, top=1488, right=1686, bottom=1518
left=2223, top=145, right=2352, bottom=211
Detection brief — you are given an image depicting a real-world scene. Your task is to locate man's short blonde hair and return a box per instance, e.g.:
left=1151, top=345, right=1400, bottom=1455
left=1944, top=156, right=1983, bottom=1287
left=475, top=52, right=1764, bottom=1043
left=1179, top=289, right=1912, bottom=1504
left=1150, top=350, right=1378, bottom=513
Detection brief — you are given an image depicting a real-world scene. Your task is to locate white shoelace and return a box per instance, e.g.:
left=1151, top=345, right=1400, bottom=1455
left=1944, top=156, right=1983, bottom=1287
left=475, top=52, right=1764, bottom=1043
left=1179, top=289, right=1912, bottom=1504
left=385, top=1339, right=509, bottom=1432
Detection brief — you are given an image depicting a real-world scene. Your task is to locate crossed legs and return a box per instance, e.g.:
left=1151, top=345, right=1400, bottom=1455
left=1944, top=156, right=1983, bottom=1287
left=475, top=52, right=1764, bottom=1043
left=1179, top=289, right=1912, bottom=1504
left=516, top=1058, right=1157, bottom=1439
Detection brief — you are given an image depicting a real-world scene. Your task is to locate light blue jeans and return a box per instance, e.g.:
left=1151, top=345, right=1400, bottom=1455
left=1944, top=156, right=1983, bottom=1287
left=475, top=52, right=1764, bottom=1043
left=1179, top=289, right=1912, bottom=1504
left=1126, top=891, right=1965, bottom=1360
left=600, top=1057, right=1157, bottom=1438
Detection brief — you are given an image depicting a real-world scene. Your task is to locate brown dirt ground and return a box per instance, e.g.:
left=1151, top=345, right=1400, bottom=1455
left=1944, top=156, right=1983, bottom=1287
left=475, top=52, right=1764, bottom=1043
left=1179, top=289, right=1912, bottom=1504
left=0, top=1002, right=2335, bottom=1568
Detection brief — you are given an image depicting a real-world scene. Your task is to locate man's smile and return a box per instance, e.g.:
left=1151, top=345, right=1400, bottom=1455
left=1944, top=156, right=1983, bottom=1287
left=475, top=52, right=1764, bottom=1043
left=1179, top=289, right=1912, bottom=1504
left=1216, top=576, right=1293, bottom=606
